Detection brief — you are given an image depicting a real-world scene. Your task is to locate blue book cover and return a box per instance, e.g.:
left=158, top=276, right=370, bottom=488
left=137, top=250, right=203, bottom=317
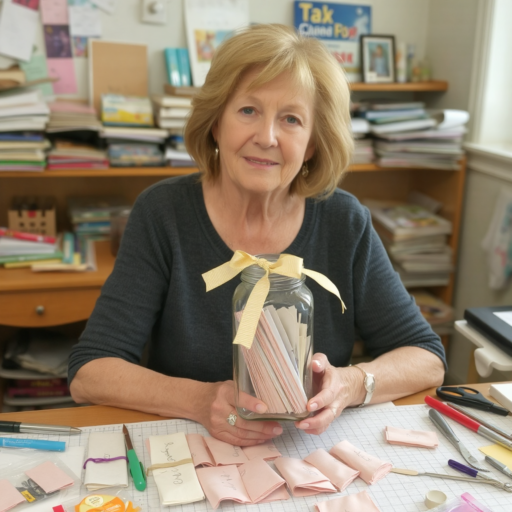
left=293, top=1, right=371, bottom=81
left=164, top=48, right=181, bottom=87
left=177, top=48, right=192, bottom=87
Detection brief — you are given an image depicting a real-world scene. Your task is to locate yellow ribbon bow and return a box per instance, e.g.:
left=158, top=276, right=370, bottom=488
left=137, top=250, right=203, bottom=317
left=202, top=251, right=346, bottom=349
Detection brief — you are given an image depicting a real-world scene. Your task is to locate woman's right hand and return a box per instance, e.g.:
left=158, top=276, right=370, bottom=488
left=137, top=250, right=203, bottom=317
left=198, top=380, right=283, bottom=446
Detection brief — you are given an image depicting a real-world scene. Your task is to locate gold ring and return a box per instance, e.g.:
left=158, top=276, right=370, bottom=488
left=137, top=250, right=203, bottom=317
left=227, top=413, right=237, bottom=426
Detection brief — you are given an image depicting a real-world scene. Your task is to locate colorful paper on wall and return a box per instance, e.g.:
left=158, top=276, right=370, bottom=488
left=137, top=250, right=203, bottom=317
left=41, top=0, right=77, bottom=94
left=0, top=0, right=39, bottom=62
left=20, top=54, right=55, bottom=97
left=91, top=0, right=115, bottom=13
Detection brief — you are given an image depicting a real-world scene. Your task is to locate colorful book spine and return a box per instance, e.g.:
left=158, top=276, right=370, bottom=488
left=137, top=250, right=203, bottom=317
left=177, top=48, right=192, bottom=87
left=164, top=48, right=181, bottom=87
left=62, top=232, right=75, bottom=264
left=7, top=386, right=70, bottom=398
left=14, top=378, right=66, bottom=387
left=0, top=227, right=56, bottom=244
left=0, top=251, right=63, bottom=264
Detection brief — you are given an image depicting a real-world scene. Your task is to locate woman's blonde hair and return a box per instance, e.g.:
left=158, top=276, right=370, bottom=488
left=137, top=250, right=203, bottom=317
left=185, top=23, right=353, bottom=198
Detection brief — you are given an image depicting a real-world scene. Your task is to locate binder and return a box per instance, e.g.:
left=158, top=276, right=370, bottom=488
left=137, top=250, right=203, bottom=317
left=464, top=306, right=512, bottom=357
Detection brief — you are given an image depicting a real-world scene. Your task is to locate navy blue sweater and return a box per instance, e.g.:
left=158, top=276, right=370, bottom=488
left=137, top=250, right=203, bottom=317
left=69, top=173, right=446, bottom=384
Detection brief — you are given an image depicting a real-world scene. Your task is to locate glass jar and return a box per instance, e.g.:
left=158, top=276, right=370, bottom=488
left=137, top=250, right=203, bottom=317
left=232, top=254, right=314, bottom=422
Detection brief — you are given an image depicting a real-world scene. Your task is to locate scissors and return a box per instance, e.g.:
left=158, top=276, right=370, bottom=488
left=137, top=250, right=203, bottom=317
left=436, top=386, right=509, bottom=416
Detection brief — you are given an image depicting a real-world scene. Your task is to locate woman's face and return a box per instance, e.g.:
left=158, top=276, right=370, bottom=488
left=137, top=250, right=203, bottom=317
left=212, top=69, right=315, bottom=197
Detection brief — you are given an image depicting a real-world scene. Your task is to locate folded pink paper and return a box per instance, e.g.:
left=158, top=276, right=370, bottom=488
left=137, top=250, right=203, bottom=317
left=330, top=440, right=392, bottom=485
left=304, top=449, right=360, bottom=491
left=25, top=461, right=74, bottom=493
left=238, top=457, right=289, bottom=503
left=186, top=434, right=214, bottom=466
left=242, top=439, right=281, bottom=461
left=273, top=457, right=336, bottom=497
left=0, top=480, right=26, bottom=512
left=315, top=490, right=382, bottom=512
left=384, top=425, right=439, bottom=448
left=196, top=465, right=250, bottom=510
left=204, top=437, right=249, bottom=466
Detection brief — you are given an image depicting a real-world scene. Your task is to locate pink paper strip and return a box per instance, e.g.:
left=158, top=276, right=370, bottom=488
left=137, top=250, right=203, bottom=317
left=273, top=457, right=336, bottom=497
left=304, top=449, right=360, bottom=491
left=40, top=0, right=69, bottom=24
left=196, top=465, right=251, bottom=510
left=385, top=425, right=439, bottom=448
left=315, top=490, right=382, bottom=512
left=186, top=434, right=214, bottom=467
left=242, top=439, right=281, bottom=461
left=0, top=480, right=26, bottom=512
left=204, top=437, right=249, bottom=466
left=25, top=461, right=74, bottom=494
left=330, top=440, right=392, bottom=485
left=238, top=457, right=289, bottom=503
left=47, top=58, right=77, bottom=94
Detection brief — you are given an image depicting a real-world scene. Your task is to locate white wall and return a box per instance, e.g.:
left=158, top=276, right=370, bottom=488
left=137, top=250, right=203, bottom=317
left=5, top=0, right=431, bottom=100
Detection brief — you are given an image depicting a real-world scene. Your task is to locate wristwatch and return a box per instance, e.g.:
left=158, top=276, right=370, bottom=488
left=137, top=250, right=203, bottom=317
left=351, top=365, right=375, bottom=407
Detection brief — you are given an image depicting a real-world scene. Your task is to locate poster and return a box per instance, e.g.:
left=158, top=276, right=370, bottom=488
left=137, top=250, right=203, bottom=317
left=0, top=0, right=39, bottom=61
left=184, top=0, right=249, bottom=87
left=294, top=1, right=371, bottom=82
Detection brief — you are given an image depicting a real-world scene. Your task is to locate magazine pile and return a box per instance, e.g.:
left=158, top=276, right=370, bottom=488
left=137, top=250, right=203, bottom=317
left=363, top=198, right=453, bottom=288
left=238, top=305, right=310, bottom=416
left=355, top=101, right=469, bottom=170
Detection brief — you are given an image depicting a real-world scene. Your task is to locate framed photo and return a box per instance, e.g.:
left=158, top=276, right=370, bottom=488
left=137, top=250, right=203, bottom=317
left=361, top=35, right=395, bottom=83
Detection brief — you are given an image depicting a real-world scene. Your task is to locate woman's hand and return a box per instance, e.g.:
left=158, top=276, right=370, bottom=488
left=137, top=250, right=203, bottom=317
left=295, top=353, right=364, bottom=435
left=197, top=380, right=283, bottom=446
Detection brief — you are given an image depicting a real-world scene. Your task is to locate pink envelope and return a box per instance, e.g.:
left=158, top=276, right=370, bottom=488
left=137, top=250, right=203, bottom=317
left=0, top=480, right=26, bottom=512
left=384, top=425, right=439, bottom=448
left=330, top=440, right=392, bottom=485
left=196, top=465, right=251, bottom=509
left=273, top=457, right=336, bottom=497
left=186, top=434, right=214, bottom=466
left=242, top=440, right=282, bottom=460
left=304, top=449, right=360, bottom=491
left=238, top=457, right=289, bottom=503
left=25, top=461, right=74, bottom=494
left=204, top=437, right=249, bottom=466
left=315, top=490, right=382, bottom=512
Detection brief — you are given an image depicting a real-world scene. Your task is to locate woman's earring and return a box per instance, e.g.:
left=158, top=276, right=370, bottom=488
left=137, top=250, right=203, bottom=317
left=301, top=161, right=309, bottom=178
left=214, top=146, right=219, bottom=159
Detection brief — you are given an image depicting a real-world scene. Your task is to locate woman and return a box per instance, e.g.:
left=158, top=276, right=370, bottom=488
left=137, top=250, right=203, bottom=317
left=69, top=24, right=445, bottom=445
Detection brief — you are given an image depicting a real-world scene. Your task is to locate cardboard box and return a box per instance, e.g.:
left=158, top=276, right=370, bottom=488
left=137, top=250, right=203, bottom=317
left=8, top=196, right=56, bottom=236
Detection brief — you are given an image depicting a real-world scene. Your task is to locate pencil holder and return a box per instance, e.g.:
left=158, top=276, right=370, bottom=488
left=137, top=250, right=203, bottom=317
left=232, top=254, right=314, bottom=421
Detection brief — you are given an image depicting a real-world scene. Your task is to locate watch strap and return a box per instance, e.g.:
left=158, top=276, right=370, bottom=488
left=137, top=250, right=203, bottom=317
left=350, top=364, right=375, bottom=408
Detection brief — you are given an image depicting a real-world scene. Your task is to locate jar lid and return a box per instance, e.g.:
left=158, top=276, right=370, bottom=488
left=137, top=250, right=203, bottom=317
left=240, top=254, right=305, bottom=286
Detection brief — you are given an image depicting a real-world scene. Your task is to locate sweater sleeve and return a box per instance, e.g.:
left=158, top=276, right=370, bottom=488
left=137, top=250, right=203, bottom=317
left=352, top=206, right=447, bottom=368
left=68, top=188, right=172, bottom=384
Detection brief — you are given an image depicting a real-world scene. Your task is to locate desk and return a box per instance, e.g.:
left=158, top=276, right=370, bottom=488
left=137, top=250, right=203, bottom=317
left=0, top=241, right=115, bottom=327
left=0, top=382, right=499, bottom=427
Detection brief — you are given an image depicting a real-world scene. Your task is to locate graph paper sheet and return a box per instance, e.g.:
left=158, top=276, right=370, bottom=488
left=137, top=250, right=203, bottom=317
left=5, top=404, right=512, bottom=512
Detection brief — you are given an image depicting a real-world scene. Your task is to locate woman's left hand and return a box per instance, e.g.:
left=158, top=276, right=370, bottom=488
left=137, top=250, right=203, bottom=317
left=295, top=353, right=364, bottom=435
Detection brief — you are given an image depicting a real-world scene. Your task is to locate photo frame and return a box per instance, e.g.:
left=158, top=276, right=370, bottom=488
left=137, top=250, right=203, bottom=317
left=360, top=35, right=396, bottom=83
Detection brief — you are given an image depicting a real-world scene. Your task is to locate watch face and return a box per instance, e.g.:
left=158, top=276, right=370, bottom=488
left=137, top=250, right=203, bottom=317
left=366, top=374, right=376, bottom=393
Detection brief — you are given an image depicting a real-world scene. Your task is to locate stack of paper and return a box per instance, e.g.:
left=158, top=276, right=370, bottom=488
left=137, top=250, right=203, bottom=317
left=0, top=89, right=49, bottom=171
left=239, top=305, right=310, bottom=415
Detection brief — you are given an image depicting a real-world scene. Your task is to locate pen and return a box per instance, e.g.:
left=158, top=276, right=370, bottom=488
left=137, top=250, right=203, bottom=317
left=485, top=455, right=512, bottom=479
left=446, top=402, right=512, bottom=441
left=425, top=396, right=512, bottom=451
left=0, top=421, right=81, bottom=435
left=0, top=437, right=66, bottom=452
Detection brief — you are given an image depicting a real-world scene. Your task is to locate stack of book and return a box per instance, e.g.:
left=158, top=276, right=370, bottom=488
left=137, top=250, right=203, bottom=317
left=153, top=94, right=192, bottom=132
left=410, top=289, right=454, bottom=336
left=0, top=89, right=50, bottom=171
left=0, top=228, right=62, bottom=268
left=357, top=101, right=469, bottom=170
left=67, top=195, right=131, bottom=249
left=47, top=140, right=109, bottom=170
left=101, top=94, right=166, bottom=167
left=363, top=199, right=454, bottom=288
left=1, top=330, right=76, bottom=411
left=352, top=138, right=374, bottom=164
left=47, top=101, right=102, bottom=134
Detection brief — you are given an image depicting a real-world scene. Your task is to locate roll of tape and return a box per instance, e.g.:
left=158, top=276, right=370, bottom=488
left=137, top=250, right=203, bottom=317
left=425, top=490, right=447, bottom=509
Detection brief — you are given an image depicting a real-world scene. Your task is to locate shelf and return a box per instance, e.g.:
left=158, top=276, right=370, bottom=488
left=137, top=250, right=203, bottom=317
left=349, top=80, right=448, bottom=92
left=0, top=162, right=464, bottom=178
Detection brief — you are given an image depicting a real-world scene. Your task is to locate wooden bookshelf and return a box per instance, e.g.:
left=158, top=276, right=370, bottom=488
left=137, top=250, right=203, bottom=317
left=349, top=80, right=448, bottom=92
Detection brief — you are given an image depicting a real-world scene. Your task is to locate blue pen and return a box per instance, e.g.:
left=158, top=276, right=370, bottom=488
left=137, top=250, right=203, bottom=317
left=0, top=437, right=66, bottom=452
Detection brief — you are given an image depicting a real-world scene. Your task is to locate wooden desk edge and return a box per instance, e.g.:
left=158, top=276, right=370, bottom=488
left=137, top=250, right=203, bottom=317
left=0, top=382, right=499, bottom=427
